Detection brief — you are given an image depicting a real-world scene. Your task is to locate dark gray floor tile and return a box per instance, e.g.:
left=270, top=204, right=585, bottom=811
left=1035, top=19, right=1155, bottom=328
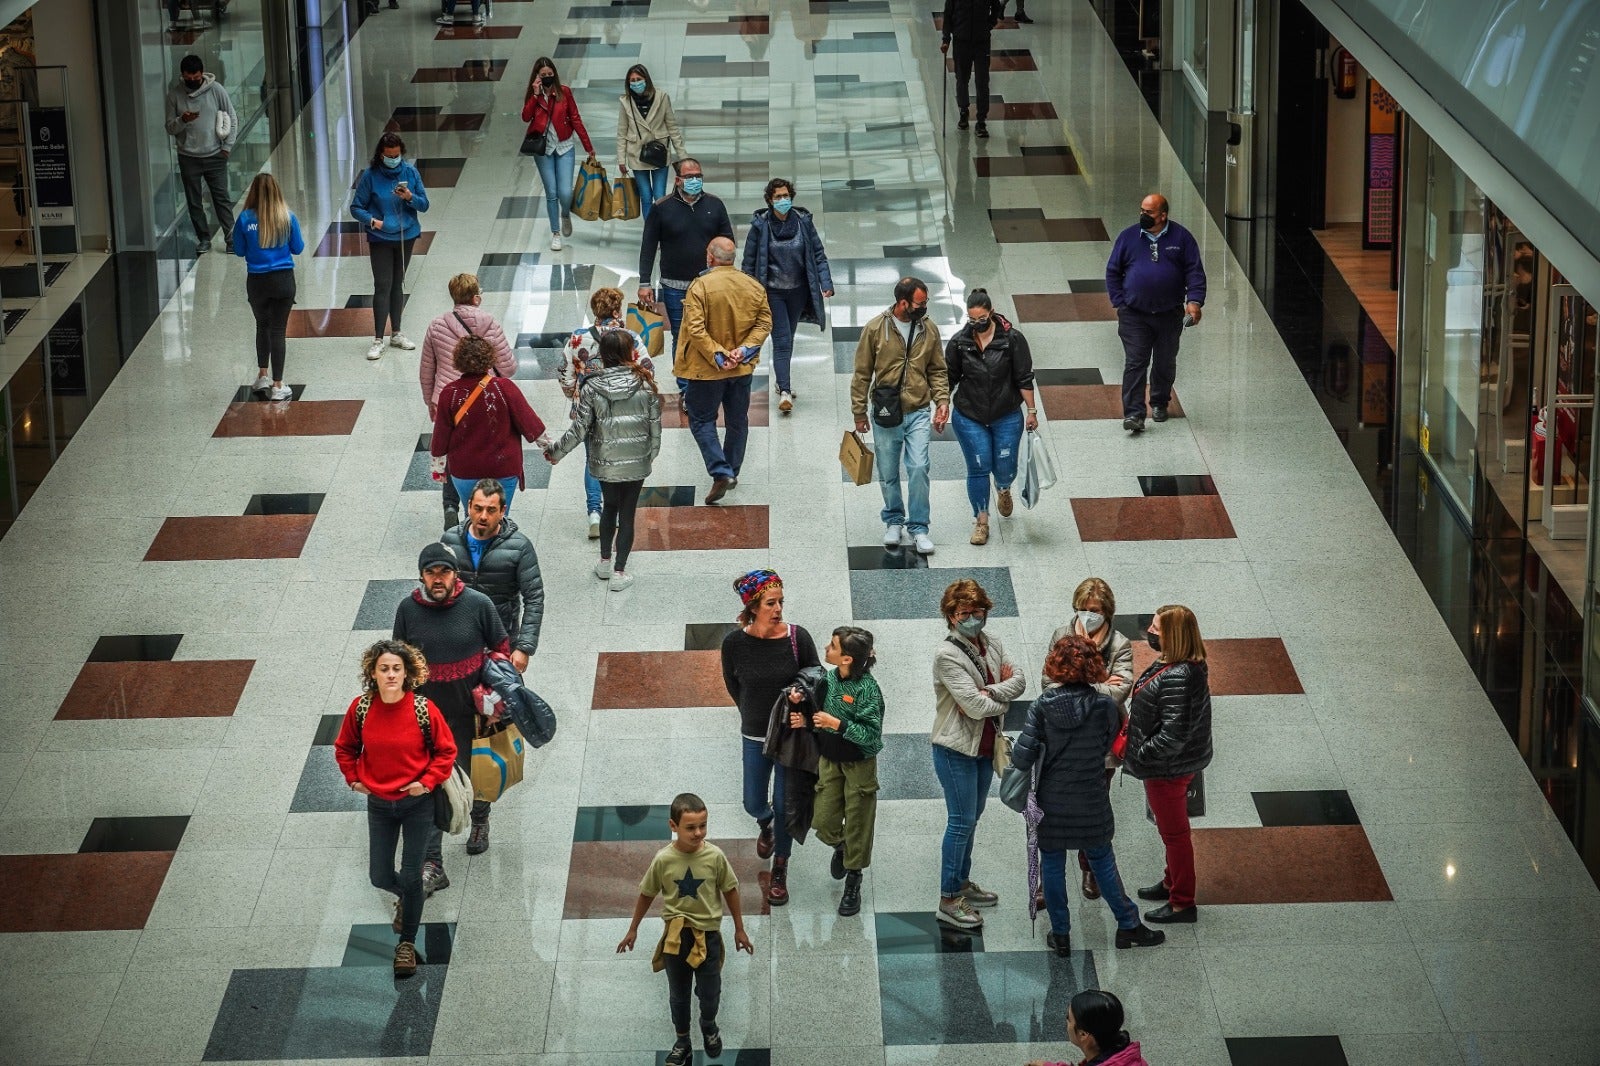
left=1033, top=368, right=1105, bottom=386
left=202, top=965, right=446, bottom=1060
left=640, top=486, right=699, bottom=507
left=812, top=31, right=898, bottom=53
left=848, top=566, right=1018, bottom=620
left=816, top=76, right=908, bottom=100
left=1137, top=475, right=1218, bottom=497
left=573, top=804, right=672, bottom=842
left=79, top=815, right=190, bottom=853
left=232, top=384, right=307, bottom=402
left=821, top=186, right=935, bottom=213
left=341, top=923, right=456, bottom=966
left=684, top=622, right=739, bottom=650
left=1226, top=1036, right=1348, bottom=1066
left=244, top=493, right=326, bottom=515
left=1251, top=790, right=1361, bottom=827
left=554, top=37, right=642, bottom=58
left=847, top=545, right=931, bottom=570
left=402, top=449, right=552, bottom=493
left=354, top=579, right=419, bottom=630
left=879, top=949, right=1098, bottom=1045
left=877, top=734, right=1003, bottom=801
left=1068, top=278, right=1108, bottom=292
left=312, top=714, right=345, bottom=746
left=88, top=634, right=184, bottom=662
left=875, top=910, right=985, bottom=953
left=290, top=747, right=365, bottom=814
left=818, top=122, right=919, bottom=154
left=680, top=56, right=770, bottom=77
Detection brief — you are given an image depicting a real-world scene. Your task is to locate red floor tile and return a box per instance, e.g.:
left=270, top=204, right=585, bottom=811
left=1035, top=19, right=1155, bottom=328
left=388, top=113, right=485, bottom=132
left=286, top=308, right=384, bottom=339
left=0, top=852, right=175, bottom=931
left=213, top=400, right=364, bottom=438
left=1014, top=293, right=1115, bottom=322
left=1071, top=495, right=1236, bottom=542
left=592, top=650, right=731, bottom=709
left=1193, top=825, right=1392, bottom=904
left=659, top=393, right=771, bottom=429
left=144, top=515, right=317, bottom=561
left=1131, top=637, right=1304, bottom=695
left=412, top=60, right=507, bottom=83
left=1039, top=385, right=1183, bottom=420
left=313, top=231, right=436, bottom=257
left=563, top=838, right=771, bottom=918
left=633, top=505, right=768, bottom=551
left=687, top=16, right=770, bottom=33
left=434, top=24, right=521, bottom=39
left=57, top=660, right=255, bottom=720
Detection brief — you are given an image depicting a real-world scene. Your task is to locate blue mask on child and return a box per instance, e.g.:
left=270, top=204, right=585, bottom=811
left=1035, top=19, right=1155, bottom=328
left=382, top=155, right=402, bottom=170
left=682, top=177, right=703, bottom=196
left=771, top=197, right=792, bottom=214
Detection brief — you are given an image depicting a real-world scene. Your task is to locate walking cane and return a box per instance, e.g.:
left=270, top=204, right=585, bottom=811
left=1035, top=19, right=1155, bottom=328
left=941, top=60, right=948, bottom=137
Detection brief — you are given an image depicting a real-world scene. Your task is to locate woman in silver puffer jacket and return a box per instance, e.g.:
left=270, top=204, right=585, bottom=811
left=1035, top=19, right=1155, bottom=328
left=545, top=331, right=663, bottom=591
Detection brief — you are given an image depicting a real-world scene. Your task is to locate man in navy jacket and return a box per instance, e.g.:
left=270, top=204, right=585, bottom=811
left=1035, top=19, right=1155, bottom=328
left=1105, top=193, right=1207, bottom=433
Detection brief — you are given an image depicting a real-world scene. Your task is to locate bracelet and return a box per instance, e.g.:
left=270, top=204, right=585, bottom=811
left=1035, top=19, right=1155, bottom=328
left=1026, top=407, right=1036, bottom=414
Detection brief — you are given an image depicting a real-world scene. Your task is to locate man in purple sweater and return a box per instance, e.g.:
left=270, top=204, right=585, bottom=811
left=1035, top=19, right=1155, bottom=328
left=1105, top=193, right=1207, bottom=434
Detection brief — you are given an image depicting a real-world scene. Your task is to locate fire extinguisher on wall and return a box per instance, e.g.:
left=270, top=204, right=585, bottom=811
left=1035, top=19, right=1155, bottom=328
left=1331, top=45, right=1358, bottom=99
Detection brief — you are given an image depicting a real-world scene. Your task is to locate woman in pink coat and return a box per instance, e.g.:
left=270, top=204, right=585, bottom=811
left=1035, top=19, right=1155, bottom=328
left=1029, top=990, right=1148, bottom=1066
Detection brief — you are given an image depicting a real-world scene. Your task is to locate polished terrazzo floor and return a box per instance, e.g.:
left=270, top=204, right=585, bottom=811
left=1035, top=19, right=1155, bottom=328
left=1, top=1, right=1597, bottom=1064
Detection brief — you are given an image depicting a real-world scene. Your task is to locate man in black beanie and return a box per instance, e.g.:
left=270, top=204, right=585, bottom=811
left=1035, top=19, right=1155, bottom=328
left=394, top=543, right=510, bottom=884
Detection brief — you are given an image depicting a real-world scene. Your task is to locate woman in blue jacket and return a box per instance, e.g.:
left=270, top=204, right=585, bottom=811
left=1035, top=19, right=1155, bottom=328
left=232, top=172, right=305, bottom=401
left=740, top=178, right=833, bottom=415
left=352, top=132, right=430, bottom=361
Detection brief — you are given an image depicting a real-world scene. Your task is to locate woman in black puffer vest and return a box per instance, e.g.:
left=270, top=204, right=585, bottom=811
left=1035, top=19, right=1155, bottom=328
left=1123, top=603, right=1213, bottom=926
left=1012, top=635, right=1164, bottom=957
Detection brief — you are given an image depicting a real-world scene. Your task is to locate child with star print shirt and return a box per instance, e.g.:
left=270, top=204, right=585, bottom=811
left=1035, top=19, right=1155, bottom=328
left=617, top=793, right=753, bottom=1066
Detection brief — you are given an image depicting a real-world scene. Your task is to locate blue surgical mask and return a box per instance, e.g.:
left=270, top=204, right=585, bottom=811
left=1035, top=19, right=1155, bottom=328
left=682, top=177, right=703, bottom=196
left=955, top=616, right=986, bottom=639
left=629, top=80, right=647, bottom=94
left=772, top=197, right=792, bottom=214
left=382, top=155, right=402, bottom=170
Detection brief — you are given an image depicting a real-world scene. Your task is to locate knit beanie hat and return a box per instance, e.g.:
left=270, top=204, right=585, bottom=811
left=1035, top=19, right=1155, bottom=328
left=734, top=568, right=781, bottom=606
left=418, top=542, right=459, bottom=573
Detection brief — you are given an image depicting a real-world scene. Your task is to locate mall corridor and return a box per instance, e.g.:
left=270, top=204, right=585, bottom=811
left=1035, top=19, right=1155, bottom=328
left=0, top=1, right=1598, bottom=1064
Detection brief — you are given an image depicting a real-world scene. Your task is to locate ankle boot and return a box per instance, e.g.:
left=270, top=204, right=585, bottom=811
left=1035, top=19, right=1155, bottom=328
left=839, top=870, right=862, bottom=916
left=766, top=856, right=790, bottom=907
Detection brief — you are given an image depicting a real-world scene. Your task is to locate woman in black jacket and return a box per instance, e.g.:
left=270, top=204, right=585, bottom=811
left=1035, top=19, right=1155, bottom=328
left=1124, top=604, right=1213, bottom=924
left=945, top=288, right=1036, bottom=545
left=1012, top=635, right=1164, bottom=957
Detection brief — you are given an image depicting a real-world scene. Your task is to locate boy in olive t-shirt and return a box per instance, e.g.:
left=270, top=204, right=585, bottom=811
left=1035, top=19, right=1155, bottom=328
left=618, top=792, right=753, bottom=1066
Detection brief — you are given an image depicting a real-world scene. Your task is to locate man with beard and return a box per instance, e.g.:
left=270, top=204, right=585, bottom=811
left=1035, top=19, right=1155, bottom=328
left=393, top=542, right=509, bottom=893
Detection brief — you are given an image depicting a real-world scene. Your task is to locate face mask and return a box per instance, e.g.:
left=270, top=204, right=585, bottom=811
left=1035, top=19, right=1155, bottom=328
left=905, top=305, right=927, bottom=324
left=629, top=80, right=647, bottom=94
left=682, top=177, right=703, bottom=196
left=969, top=316, right=990, bottom=332
left=1146, top=631, right=1162, bottom=651
left=540, top=74, right=556, bottom=87
left=771, top=197, right=792, bottom=214
left=382, top=155, right=402, bottom=169
left=1077, top=610, right=1106, bottom=632
left=955, top=616, right=986, bottom=638
left=1138, top=211, right=1158, bottom=231
left=183, top=78, right=204, bottom=91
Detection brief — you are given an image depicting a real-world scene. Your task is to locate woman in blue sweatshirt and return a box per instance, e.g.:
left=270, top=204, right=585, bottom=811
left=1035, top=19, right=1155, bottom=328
left=232, top=173, right=305, bottom=401
left=351, top=132, right=431, bottom=361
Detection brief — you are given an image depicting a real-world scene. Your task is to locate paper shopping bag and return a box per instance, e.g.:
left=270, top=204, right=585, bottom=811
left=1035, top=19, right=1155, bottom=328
left=627, top=301, right=666, bottom=357
left=839, top=429, right=874, bottom=486
left=571, top=156, right=610, bottom=221
left=607, top=176, right=641, bottom=221
left=471, top=719, right=526, bottom=802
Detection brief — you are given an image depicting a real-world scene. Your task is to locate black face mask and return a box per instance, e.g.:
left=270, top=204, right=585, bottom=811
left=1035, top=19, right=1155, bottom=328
left=183, top=78, right=204, bottom=90
left=905, top=305, right=927, bottom=324
left=1146, top=631, right=1162, bottom=651
left=1138, top=211, right=1159, bottom=231
left=969, top=316, right=991, bottom=332
left=540, top=75, right=556, bottom=87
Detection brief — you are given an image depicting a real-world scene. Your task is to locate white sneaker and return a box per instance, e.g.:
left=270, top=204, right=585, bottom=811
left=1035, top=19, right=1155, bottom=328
left=913, top=533, right=935, bottom=555
left=594, top=559, right=613, bottom=580
left=778, top=390, right=794, bottom=413
left=435, top=13, right=453, bottom=23
left=883, top=524, right=904, bottom=548
left=268, top=385, right=294, bottom=402
left=389, top=332, right=416, bottom=351
left=550, top=234, right=563, bottom=251
left=587, top=512, right=601, bottom=539
left=251, top=372, right=272, bottom=393
left=367, top=339, right=386, bottom=360
left=609, top=570, right=634, bottom=592
left=472, top=13, right=484, bottom=23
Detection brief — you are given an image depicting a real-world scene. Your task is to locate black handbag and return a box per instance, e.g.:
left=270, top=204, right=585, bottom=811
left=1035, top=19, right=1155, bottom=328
left=870, top=325, right=915, bottom=428
left=627, top=98, right=669, bottom=168
left=520, top=129, right=547, bottom=156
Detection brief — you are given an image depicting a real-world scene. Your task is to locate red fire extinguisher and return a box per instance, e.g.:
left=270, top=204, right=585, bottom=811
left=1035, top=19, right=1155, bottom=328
left=1331, top=46, right=1358, bottom=99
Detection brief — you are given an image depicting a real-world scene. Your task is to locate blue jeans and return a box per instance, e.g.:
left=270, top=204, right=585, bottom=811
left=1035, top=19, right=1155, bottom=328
left=531, top=148, right=577, bottom=234
left=633, top=167, right=670, bottom=218
left=871, top=404, right=932, bottom=534
left=742, top=737, right=791, bottom=859
left=932, top=744, right=993, bottom=897
left=1040, top=843, right=1140, bottom=937
left=451, top=475, right=517, bottom=512
left=683, top=375, right=752, bottom=481
left=660, top=284, right=687, bottom=388
left=765, top=286, right=808, bottom=394
left=583, top=444, right=602, bottom=514
left=950, top=407, right=1023, bottom=517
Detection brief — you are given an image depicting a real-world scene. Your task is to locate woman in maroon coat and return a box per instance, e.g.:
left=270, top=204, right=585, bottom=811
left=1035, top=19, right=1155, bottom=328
left=430, top=335, right=547, bottom=511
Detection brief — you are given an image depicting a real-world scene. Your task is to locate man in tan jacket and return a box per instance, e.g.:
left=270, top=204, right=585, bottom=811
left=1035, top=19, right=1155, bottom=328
left=851, top=277, right=950, bottom=554
left=677, top=237, right=773, bottom=503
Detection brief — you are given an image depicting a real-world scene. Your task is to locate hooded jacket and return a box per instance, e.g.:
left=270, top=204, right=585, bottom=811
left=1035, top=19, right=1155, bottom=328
left=1123, top=659, right=1213, bottom=780
left=164, top=73, right=239, bottom=157
left=946, top=313, right=1035, bottom=425
left=441, top=517, right=544, bottom=656
left=547, top=364, right=663, bottom=483
left=421, top=305, right=518, bottom=408
left=1044, top=620, right=1134, bottom=769
left=740, top=207, right=834, bottom=329
left=851, top=309, right=949, bottom=418
left=351, top=160, right=431, bottom=243
left=1010, top=684, right=1119, bottom=852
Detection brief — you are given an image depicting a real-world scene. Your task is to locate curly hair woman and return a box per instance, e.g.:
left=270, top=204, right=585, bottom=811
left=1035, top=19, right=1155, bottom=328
left=430, top=335, right=548, bottom=512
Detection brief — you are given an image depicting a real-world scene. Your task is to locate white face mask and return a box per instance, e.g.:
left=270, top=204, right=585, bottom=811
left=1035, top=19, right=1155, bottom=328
left=1077, top=610, right=1106, bottom=632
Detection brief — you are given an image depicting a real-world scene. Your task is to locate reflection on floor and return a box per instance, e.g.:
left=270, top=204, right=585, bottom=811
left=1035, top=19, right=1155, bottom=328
left=1311, top=223, right=1398, bottom=350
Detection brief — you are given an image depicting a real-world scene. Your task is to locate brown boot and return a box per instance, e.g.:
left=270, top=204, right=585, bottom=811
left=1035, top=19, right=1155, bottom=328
left=393, top=941, right=417, bottom=978
left=766, top=856, right=790, bottom=907
left=970, top=517, right=989, bottom=545
left=1082, top=869, right=1101, bottom=900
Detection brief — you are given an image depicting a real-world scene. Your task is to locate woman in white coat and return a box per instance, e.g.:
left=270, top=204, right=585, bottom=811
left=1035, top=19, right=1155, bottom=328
left=616, top=64, right=686, bottom=219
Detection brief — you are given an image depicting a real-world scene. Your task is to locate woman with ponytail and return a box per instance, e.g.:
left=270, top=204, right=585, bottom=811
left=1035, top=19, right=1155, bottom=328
left=232, top=173, right=304, bottom=401
left=1028, top=989, right=1148, bottom=1066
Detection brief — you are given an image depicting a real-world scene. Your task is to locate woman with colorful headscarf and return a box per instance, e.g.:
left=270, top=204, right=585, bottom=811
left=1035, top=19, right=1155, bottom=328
left=719, top=569, right=820, bottom=906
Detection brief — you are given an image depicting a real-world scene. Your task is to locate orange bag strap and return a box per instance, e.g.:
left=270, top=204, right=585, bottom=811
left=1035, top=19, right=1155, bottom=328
left=454, top=374, right=493, bottom=425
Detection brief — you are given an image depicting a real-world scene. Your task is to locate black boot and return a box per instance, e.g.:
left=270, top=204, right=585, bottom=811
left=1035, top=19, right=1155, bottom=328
left=443, top=507, right=459, bottom=532
left=1014, top=2, right=1034, bottom=23
left=838, top=870, right=862, bottom=917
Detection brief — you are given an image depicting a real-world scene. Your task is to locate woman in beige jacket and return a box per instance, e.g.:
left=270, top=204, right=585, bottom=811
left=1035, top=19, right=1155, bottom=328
left=616, top=64, right=686, bottom=219
left=931, top=578, right=1026, bottom=932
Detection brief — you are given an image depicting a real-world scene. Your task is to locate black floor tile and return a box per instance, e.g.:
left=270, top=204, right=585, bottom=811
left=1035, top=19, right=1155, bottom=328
left=1033, top=368, right=1105, bottom=385
left=1226, top=1036, right=1348, bottom=1066
left=684, top=622, right=739, bottom=650
left=87, top=634, right=184, bottom=662
left=573, top=804, right=671, bottom=842
left=312, top=714, right=346, bottom=745
left=988, top=207, right=1046, bottom=221
left=1138, top=474, right=1218, bottom=496
left=341, top=922, right=455, bottom=966
left=880, top=949, right=1098, bottom=1045
left=480, top=252, right=542, bottom=267
left=875, top=911, right=984, bottom=954
left=244, top=493, right=326, bottom=516
left=847, top=545, right=931, bottom=570
left=639, top=485, right=698, bottom=507
left=343, top=293, right=409, bottom=311
left=1252, top=789, right=1361, bottom=827
left=203, top=965, right=446, bottom=1060
left=653, top=1050, right=769, bottom=1066
left=232, top=384, right=307, bottom=402
left=79, top=815, right=190, bottom=853
left=1068, top=278, right=1108, bottom=292
left=1019, top=145, right=1075, bottom=156
left=512, top=330, right=573, bottom=350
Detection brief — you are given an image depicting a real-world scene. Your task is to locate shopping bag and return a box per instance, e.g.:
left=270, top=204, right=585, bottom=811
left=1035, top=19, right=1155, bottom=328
left=471, top=719, right=526, bottom=802
left=1019, top=429, right=1057, bottom=509
left=626, top=301, right=666, bottom=357
left=607, top=176, right=641, bottom=221
left=839, top=429, right=874, bottom=485
left=571, top=156, right=610, bottom=221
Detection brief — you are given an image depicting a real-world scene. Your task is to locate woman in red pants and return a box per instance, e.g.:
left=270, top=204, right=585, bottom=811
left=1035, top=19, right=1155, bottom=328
left=1123, top=604, right=1212, bottom=923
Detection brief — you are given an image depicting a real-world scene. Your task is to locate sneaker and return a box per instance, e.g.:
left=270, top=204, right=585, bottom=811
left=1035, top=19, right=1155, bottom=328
left=443, top=508, right=460, bottom=532
left=391, top=898, right=403, bottom=935
left=957, top=110, right=969, bottom=131
left=435, top=13, right=453, bottom=24
left=1115, top=923, right=1167, bottom=949
left=703, top=1025, right=724, bottom=1058
left=665, top=1037, right=693, bottom=1066
left=268, top=385, right=294, bottom=402
left=223, top=241, right=234, bottom=254
left=609, top=570, right=635, bottom=592
left=959, top=879, right=998, bottom=908
left=367, top=339, right=386, bottom=360
left=756, top=821, right=775, bottom=859
left=594, top=559, right=614, bottom=580
left=561, top=212, right=573, bottom=237
left=976, top=122, right=990, bottom=139
left=830, top=843, right=846, bottom=881
left=882, top=524, right=905, bottom=547
left=389, top=332, right=416, bottom=351
left=936, top=895, right=984, bottom=930
left=913, top=532, right=935, bottom=555
left=550, top=233, right=563, bottom=251
left=838, top=869, right=862, bottom=917
left=1046, top=931, right=1071, bottom=957
left=466, top=822, right=489, bottom=855
left=422, top=860, right=449, bottom=896
left=196, top=242, right=210, bottom=255
left=587, top=511, right=601, bottom=539
left=970, top=518, right=988, bottom=545
left=393, top=940, right=418, bottom=978
left=251, top=372, right=272, bottom=393
left=766, top=856, right=788, bottom=907
left=997, top=489, right=1014, bottom=517
left=778, top=390, right=794, bottom=413
left=471, top=12, right=485, bottom=23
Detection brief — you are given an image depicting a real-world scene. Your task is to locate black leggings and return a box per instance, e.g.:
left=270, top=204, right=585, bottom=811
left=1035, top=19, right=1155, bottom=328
left=600, top=478, right=644, bottom=572
left=246, top=269, right=296, bottom=380
left=369, top=237, right=416, bottom=338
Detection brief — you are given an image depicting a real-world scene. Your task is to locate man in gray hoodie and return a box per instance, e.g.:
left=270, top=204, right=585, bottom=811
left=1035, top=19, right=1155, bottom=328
left=165, top=55, right=239, bottom=256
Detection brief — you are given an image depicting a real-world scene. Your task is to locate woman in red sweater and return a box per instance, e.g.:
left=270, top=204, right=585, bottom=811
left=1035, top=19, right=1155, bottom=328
left=430, top=335, right=548, bottom=512
left=521, top=56, right=595, bottom=251
left=335, top=639, right=458, bottom=977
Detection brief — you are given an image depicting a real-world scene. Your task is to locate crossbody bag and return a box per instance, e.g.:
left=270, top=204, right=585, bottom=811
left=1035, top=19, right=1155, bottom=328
left=870, top=319, right=916, bottom=428
left=454, top=374, right=494, bottom=425
left=627, top=96, right=669, bottom=169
